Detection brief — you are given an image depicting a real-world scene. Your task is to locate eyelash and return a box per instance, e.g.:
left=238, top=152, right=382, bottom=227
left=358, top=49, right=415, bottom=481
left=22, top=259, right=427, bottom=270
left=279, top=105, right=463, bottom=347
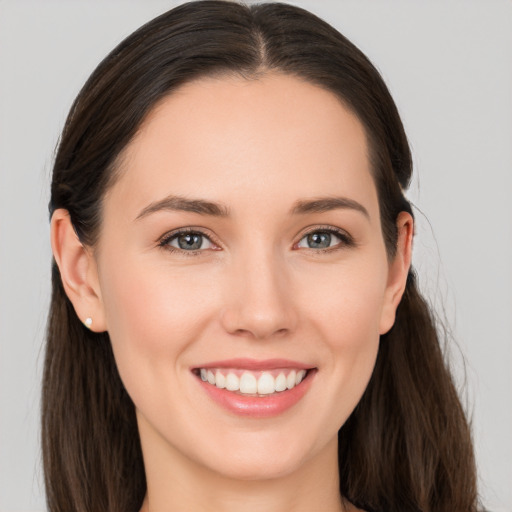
left=157, top=226, right=355, bottom=257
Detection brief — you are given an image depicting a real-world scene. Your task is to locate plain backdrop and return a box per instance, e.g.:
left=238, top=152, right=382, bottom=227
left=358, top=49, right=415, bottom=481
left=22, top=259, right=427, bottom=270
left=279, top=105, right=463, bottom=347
left=0, top=1, right=511, bottom=511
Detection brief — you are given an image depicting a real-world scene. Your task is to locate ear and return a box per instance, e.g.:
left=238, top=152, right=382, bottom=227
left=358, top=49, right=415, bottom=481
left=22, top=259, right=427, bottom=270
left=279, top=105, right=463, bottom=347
left=379, top=211, right=414, bottom=335
left=50, top=209, right=107, bottom=332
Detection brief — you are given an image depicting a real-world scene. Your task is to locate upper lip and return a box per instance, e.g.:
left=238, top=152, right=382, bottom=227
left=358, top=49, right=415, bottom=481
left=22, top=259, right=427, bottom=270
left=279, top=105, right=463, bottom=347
left=192, top=358, right=314, bottom=371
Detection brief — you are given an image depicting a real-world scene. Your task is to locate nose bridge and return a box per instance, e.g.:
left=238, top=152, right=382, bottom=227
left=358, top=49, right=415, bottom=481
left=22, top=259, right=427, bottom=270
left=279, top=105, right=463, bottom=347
left=221, top=242, right=297, bottom=339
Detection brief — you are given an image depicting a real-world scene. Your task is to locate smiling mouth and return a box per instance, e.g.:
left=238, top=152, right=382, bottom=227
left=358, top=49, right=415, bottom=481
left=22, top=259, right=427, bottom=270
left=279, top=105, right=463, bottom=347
left=192, top=367, right=313, bottom=396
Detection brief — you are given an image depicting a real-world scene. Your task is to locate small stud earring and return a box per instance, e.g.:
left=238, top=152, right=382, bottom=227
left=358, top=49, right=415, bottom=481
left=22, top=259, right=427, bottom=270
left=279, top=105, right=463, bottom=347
left=84, top=317, right=93, bottom=329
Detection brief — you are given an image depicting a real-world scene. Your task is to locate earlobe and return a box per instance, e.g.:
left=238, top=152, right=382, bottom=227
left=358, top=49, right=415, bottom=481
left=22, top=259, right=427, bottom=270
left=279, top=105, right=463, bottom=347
left=379, top=211, right=414, bottom=335
left=50, top=209, right=107, bottom=332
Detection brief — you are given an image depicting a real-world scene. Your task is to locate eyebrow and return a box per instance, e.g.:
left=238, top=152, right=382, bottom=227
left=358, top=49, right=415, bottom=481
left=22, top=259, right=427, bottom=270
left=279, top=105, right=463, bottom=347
left=135, top=195, right=230, bottom=220
left=290, top=197, right=369, bottom=218
left=135, top=194, right=369, bottom=221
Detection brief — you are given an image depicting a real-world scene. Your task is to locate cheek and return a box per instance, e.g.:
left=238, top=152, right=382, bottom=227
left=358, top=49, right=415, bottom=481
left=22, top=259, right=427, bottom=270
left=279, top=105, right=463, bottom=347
left=302, top=255, right=388, bottom=342
left=97, top=255, right=216, bottom=393
left=298, top=257, right=387, bottom=412
left=102, top=254, right=210, bottom=336
left=331, top=266, right=386, bottom=374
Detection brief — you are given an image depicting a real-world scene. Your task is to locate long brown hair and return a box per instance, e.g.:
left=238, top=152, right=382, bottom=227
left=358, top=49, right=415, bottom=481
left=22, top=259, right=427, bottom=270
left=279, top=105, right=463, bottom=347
left=43, top=2, right=479, bottom=511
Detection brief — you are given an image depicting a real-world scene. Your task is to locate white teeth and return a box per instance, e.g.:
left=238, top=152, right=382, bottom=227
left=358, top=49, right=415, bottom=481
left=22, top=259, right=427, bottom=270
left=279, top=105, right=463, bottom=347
left=257, top=372, right=275, bottom=395
left=215, top=370, right=226, bottom=389
left=198, top=368, right=309, bottom=395
left=225, top=373, right=240, bottom=391
left=275, top=373, right=287, bottom=392
left=239, top=372, right=258, bottom=394
left=286, top=370, right=296, bottom=390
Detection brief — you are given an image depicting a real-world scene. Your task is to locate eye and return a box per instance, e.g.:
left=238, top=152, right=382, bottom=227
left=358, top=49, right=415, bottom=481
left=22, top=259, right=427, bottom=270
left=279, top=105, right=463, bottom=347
left=296, top=228, right=353, bottom=251
left=159, top=229, right=215, bottom=253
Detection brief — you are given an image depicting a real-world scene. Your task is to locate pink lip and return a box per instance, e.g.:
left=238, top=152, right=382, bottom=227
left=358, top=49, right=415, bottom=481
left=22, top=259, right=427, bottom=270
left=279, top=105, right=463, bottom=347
left=192, top=360, right=317, bottom=418
left=192, top=358, right=313, bottom=371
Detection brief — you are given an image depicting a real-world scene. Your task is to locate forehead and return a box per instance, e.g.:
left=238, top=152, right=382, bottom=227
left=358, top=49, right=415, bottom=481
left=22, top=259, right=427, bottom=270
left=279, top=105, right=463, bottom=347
left=107, top=72, right=378, bottom=220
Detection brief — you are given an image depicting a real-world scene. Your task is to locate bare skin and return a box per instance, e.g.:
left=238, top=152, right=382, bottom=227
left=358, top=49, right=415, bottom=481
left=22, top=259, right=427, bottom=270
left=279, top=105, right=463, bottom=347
left=51, top=72, right=412, bottom=512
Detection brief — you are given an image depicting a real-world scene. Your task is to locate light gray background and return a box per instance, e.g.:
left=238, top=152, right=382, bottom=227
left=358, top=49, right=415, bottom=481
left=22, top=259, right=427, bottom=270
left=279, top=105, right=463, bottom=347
left=1, top=1, right=511, bottom=511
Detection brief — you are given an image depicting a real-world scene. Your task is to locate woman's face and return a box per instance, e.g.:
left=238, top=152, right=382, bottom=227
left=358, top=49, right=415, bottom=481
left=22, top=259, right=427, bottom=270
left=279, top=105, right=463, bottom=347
left=89, top=73, right=410, bottom=480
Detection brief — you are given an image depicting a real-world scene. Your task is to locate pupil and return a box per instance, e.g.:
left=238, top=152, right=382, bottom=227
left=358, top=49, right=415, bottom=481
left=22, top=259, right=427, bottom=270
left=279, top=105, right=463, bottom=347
left=308, top=232, right=331, bottom=249
left=178, top=233, right=202, bottom=250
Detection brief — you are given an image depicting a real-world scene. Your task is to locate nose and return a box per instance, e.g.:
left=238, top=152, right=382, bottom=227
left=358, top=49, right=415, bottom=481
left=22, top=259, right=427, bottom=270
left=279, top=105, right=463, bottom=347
left=220, top=249, right=298, bottom=340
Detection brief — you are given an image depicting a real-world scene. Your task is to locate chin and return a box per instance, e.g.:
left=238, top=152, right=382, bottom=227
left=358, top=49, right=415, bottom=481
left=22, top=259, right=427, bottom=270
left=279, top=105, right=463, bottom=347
left=208, top=453, right=305, bottom=482
left=195, top=430, right=322, bottom=482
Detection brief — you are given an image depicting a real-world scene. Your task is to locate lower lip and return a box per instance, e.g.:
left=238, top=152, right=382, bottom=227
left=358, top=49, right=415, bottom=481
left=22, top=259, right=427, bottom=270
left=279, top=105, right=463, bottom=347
left=194, top=370, right=316, bottom=418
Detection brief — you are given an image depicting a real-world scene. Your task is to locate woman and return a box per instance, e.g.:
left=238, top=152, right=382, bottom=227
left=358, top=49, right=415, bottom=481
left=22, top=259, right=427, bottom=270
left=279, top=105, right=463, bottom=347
left=44, top=1, right=480, bottom=511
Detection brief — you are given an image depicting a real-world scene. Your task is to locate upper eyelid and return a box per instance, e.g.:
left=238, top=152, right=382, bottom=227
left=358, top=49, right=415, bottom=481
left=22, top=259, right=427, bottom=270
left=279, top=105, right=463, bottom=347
left=298, top=225, right=350, bottom=238
left=295, top=225, right=353, bottom=244
left=295, top=226, right=354, bottom=250
left=159, top=227, right=218, bottom=245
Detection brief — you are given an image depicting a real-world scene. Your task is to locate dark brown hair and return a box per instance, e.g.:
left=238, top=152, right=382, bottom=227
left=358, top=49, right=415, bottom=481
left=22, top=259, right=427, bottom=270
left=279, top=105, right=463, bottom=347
left=43, top=2, right=479, bottom=511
